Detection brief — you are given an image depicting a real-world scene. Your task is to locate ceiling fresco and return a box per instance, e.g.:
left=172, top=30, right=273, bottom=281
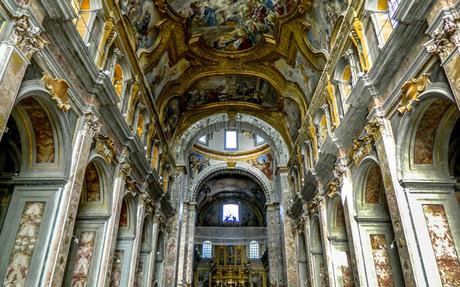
left=169, top=0, right=298, bottom=51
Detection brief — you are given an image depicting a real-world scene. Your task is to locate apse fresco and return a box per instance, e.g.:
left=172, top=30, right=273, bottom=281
left=185, top=76, right=278, bottom=107
left=120, top=0, right=159, bottom=51
left=169, top=0, right=298, bottom=50
left=304, top=0, right=347, bottom=51
left=248, top=153, right=273, bottom=180
left=283, top=98, right=301, bottom=141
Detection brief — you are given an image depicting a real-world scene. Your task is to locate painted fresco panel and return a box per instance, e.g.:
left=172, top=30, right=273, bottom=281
left=423, top=204, right=460, bottom=286
left=170, top=0, right=296, bottom=50
left=3, top=202, right=45, bottom=286
left=70, top=231, right=97, bottom=287
left=365, top=165, right=382, bottom=204
left=84, top=162, right=100, bottom=202
left=414, top=99, right=451, bottom=164
left=370, top=234, right=394, bottom=287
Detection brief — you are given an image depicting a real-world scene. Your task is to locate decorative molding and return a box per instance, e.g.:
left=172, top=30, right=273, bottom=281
left=350, top=18, right=370, bottom=72
left=425, top=15, right=460, bottom=62
left=397, top=73, right=430, bottom=114
left=42, top=74, right=71, bottom=111
left=11, top=14, right=47, bottom=59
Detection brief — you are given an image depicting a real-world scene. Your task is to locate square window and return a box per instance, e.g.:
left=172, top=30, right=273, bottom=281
left=225, top=130, right=238, bottom=150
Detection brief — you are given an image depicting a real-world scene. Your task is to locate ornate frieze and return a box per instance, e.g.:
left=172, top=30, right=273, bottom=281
left=11, top=15, right=47, bottom=58
left=42, top=73, right=71, bottom=111
left=397, top=73, right=430, bottom=114
left=95, top=134, right=117, bottom=163
left=425, top=15, right=460, bottom=62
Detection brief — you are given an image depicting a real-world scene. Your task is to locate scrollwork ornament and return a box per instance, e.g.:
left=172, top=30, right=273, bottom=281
left=11, top=15, right=47, bottom=58
left=397, top=73, right=430, bottom=114
left=42, top=74, right=71, bottom=111
left=119, top=161, right=132, bottom=179
left=364, top=117, right=384, bottom=141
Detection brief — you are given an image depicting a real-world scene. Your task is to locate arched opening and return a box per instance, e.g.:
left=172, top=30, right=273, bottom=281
left=310, top=216, right=327, bottom=287
left=137, top=216, right=153, bottom=286
left=354, top=161, right=403, bottom=286
left=398, top=95, right=460, bottom=285
left=113, top=63, right=124, bottom=98
left=63, top=159, right=109, bottom=286
left=193, top=173, right=269, bottom=286
left=327, top=196, right=354, bottom=287
left=298, top=232, right=308, bottom=287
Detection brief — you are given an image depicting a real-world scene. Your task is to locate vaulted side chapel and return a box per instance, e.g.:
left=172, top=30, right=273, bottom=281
left=0, top=0, right=460, bottom=286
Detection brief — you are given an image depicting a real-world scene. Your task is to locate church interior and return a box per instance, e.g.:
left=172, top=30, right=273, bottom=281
left=0, top=0, right=460, bottom=286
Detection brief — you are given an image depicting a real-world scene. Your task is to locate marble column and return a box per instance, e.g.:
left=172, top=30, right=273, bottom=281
left=425, top=12, right=460, bottom=110
left=146, top=213, right=160, bottom=287
left=163, top=169, right=187, bottom=287
left=266, top=202, right=284, bottom=285
left=43, top=112, right=101, bottom=286
left=318, top=198, right=334, bottom=287
left=97, top=164, right=127, bottom=287
left=0, top=15, right=46, bottom=141
left=371, top=116, right=422, bottom=286
left=176, top=201, right=189, bottom=286
left=127, top=198, right=146, bottom=286
left=278, top=170, right=300, bottom=287
left=340, top=168, right=365, bottom=286
left=184, top=202, right=197, bottom=285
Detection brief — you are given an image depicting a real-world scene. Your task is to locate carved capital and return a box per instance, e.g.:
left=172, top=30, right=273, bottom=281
left=397, top=73, right=430, bottom=114
left=425, top=15, right=460, bottom=61
left=349, top=135, right=373, bottom=165
left=95, top=134, right=117, bottom=163
left=119, top=161, right=132, bottom=179
left=83, top=112, right=102, bottom=138
left=11, top=15, right=47, bottom=58
left=364, top=116, right=384, bottom=141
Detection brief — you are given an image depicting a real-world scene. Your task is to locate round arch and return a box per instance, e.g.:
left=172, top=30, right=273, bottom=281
left=174, top=113, right=290, bottom=166
left=190, top=161, right=274, bottom=203
left=396, top=84, right=459, bottom=181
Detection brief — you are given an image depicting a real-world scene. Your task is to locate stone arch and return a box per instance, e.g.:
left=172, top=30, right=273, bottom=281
left=174, top=113, right=289, bottom=166
left=352, top=155, right=389, bottom=218
left=118, top=195, right=136, bottom=234
left=396, top=84, right=459, bottom=181
left=12, top=81, right=72, bottom=176
left=79, top=154, right=112, bottom=214
left=190, top=161, right=274, bottom=203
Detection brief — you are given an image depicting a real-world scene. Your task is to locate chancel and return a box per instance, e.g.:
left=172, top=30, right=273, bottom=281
left=0, top=0, right=459, bottom=286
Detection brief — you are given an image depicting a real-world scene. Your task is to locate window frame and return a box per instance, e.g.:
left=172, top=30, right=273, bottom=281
left=202, top=240, right=212, bottom=259
left=249, top=240, right=259, bottom=259
left=224, top=129, right=238, bottom=151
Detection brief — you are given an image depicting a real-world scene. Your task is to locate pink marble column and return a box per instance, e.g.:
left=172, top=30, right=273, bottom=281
left=279, top=170, right=300, bottom=287
left=0, top=15, right=46, bottom=141
left=42, top=113, right=101, bottom=286
left=96, top=166, right=127, bottom=286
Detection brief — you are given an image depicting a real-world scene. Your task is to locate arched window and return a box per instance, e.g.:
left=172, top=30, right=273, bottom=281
left=72, top=0, right=103, bottom=57
left=113, top=63, right=124, bottom=97
left=202, top=241, right=212, bottom=258
left=249, top=241, right=259, bottom=259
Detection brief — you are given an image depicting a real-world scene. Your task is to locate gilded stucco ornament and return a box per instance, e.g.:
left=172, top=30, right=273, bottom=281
left=349, top=135, right=373, bottom=166
left=364, top=116, right=384, bottom=141
left=307, top=192, right=323, bottom=214
left=95, top=134, right=117, bottom=163
left=325, top=180, right=340, bottom=198
left=350, top=18, right=370, bottom=72
left=95, top=18, right=117, bottom=69
left=425, top=15, right=460, bottom=62
left=42, top=73, right=71, bottom=111
left=324, top=81, right=340, bottom=128
left=397, top=73, right=430, bottom=114
left=11, top=15, right=47, bottom=59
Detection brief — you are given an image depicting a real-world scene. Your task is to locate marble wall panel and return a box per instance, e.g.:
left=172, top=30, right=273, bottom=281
left=110, top=250, right=124, bottom=287
left=70, top=231, right=97, bottom=287
left=370, top=234, right=394, bottom=287
left=3, top=202, right=45, bottom=286
left=422, top=204, right=460, bottom=286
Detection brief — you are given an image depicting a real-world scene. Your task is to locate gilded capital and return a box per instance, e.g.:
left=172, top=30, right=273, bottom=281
left=12, top=15, right=47, bottom=58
